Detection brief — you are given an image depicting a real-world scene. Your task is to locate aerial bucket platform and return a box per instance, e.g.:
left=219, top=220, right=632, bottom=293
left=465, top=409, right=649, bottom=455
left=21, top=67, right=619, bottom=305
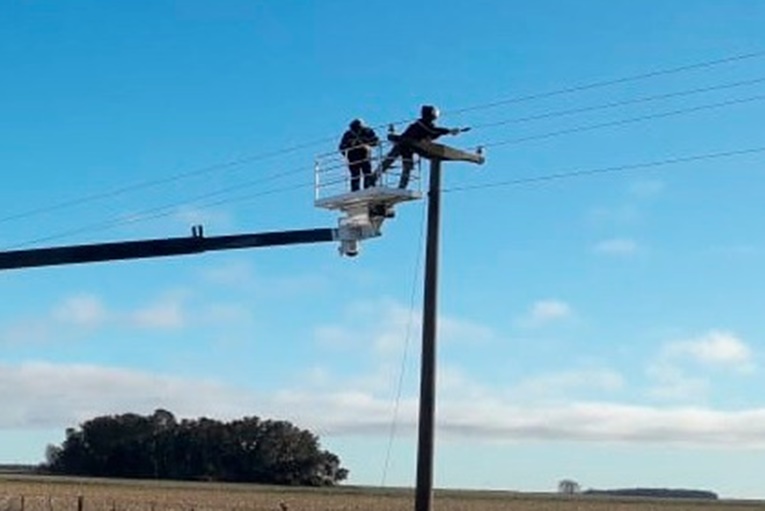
left=314, top=140, right=423, bottom=256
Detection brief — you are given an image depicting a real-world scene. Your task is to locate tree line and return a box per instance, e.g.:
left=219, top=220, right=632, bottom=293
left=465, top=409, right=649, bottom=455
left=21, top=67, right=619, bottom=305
left=558, top=480, right=718, bottom=500
left=583, top=488, right=718, bottom=500
left=43, top=409, right=348, bottom=486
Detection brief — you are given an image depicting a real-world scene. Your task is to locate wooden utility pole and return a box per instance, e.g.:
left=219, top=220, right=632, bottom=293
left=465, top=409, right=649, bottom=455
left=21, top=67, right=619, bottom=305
left=410, top=140, right=484, bottom=511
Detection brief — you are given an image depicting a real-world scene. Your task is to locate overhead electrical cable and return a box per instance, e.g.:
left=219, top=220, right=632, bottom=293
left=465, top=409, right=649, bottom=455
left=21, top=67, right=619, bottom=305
left=447, top=50, right=765, bottom=116
left=468, top=76, right=765, bottom=131
left=5, top=49, right=764, bottom=227
left=381, top=200, right=427, bottom=487
left=9, top=75, right=757, bottom=231
left=442, top=146, right=765, bottom=193
left=479, top=94, right=765, bottom=149
left=5, top=180, right=313, bottom=250
left=0, top=161, right=312, bottom=226
left=10, top=91, right=765, bottom=248
left=17, top=145, right=765, bottom=252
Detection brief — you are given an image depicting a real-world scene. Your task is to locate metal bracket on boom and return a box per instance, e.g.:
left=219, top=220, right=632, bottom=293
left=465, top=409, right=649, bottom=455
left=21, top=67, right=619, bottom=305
left=334, top=203, right=383, bottom=258
left=318, top=186, right=420, bottom=256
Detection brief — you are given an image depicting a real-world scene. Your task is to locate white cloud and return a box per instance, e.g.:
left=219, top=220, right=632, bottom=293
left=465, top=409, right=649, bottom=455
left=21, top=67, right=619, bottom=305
left=440, top=315, right=494, bottom=344
left=663, top=331, right=754, bottom=372
left=316, top=299, right=494, bottom=355
left=0, top=290, right=254, bottom=344
left=1, top=319, right=51, bottom=345
left=518, top=299, right=573, bottom=328
left=200, top=259, right=327, bottom=297
left=201, top=260, right=256, bottom=288
left=5, top=361, right=765, bottom=448
left=51, top=294, right=108, bottom=328
left=511, top=368, right=624, bottom=399
left=197, top=303, right=253, bottom=325
left=433, top=400, right=765, bottom=446
left=2, top=294, right=112, bottom=344
left=438, top=364, right=492, bottom=400
left=646, top=331, right=756, bottom=401
left=593, top=238, right=639, bottom=256
left=0, top=362, right=249, bottom=429
left=646, top=362, right=708, bottom=401
left=310, top=300, right=498, bottom=398
left=315, top=324, right=356, bottom=349
left=588, top=180, right=662, bottom=230
left=129, top=296, right=186, bottom=329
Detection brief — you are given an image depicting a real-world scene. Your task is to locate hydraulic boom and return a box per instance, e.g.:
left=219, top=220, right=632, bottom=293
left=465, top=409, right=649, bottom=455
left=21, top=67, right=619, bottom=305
left=0, top=226, right=338, bottom=271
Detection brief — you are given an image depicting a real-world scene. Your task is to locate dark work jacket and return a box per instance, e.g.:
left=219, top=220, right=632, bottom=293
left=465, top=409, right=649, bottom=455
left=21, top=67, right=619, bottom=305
left=339, top=127, right=379, bottom=162
left=401, top=119, right=451, bottom=142
left=395, top=119, right=451, bottom=157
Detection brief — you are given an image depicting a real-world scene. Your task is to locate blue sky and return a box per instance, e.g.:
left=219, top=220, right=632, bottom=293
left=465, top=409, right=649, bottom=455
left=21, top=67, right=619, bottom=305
left=2, top=0, right=765, bottom=499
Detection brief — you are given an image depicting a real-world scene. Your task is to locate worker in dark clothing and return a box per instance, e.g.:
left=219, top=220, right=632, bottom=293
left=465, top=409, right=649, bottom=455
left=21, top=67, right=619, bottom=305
left=377, top=105, right=464, bottom=189
left=338, top=119, right=380, bottom=192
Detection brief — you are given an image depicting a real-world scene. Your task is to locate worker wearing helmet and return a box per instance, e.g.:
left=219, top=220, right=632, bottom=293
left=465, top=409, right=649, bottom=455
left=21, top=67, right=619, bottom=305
left=378, top=105, right=463, bottom=189
left=338, top=118, right=380, bottom=192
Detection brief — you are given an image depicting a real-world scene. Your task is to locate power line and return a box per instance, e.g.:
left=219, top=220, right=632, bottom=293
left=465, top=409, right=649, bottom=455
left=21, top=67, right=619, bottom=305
left=480, top=94, right=765, bottom=149
left=9, top=143, right=765, bottom=250
left=442, top=146, right=765, bottom=193
left=11, top=91, right=764, bottom=248
left=6, top=50, right=765, bottom=228
left=469, top=76, right=765, bottom=131
left=0, top=159, right=312, bottom=226
left=448, top=50, right=765, bottom=116
left=381, top=51, right=765, bottom=136
left=5, top=180, right=313, bottom=250
left=81, top=91, right=765, bottom=230
left=381, top=200, right=426, bottom=487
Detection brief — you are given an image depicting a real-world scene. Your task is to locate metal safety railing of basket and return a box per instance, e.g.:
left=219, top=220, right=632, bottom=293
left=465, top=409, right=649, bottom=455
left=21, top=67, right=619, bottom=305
left=314, top=140, right=422, bottom=203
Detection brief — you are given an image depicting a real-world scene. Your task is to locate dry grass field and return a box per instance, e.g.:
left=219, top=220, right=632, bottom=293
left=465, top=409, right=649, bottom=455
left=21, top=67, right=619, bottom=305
left=1, top=475, right=763, bottom=511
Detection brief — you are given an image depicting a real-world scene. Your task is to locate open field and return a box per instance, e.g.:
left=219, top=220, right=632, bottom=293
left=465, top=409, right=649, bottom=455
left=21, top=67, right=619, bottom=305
left=1, top=475, right=764, bottom=511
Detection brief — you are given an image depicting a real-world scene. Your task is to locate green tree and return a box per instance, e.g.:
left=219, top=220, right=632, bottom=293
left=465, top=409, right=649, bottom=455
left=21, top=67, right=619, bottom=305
left=44, top=410, right=347, bottom=486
